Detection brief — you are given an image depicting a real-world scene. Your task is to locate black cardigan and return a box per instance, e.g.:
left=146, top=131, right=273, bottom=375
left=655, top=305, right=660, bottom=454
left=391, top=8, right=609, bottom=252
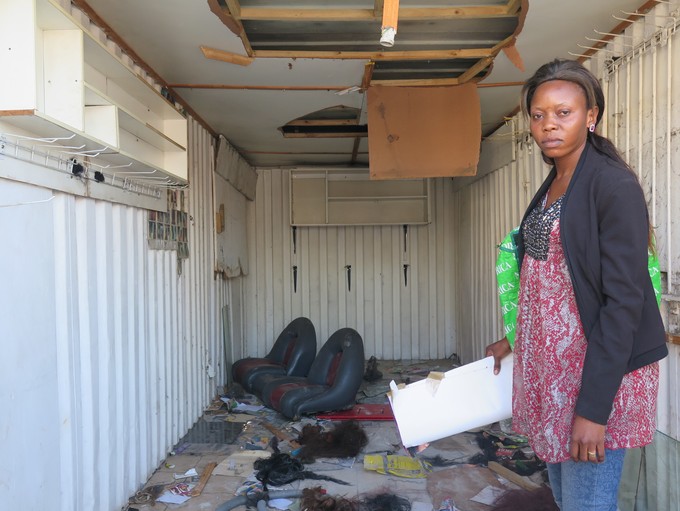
left=515, top=142, right=668, bottom=425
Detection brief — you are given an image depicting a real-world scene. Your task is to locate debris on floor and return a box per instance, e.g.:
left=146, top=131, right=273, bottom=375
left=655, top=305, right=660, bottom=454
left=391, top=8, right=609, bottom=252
left=125, top=359, right=554, bottom=511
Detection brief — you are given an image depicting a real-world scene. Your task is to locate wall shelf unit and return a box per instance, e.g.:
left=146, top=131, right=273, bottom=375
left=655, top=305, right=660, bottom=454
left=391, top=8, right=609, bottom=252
left=0, top=0, right=188, bottom=185
left=290, top=169, right=431, bottom=226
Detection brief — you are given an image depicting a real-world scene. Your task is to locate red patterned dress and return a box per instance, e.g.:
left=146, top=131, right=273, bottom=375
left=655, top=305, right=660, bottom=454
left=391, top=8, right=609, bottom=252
left=512, top=196, right=659, bottom=463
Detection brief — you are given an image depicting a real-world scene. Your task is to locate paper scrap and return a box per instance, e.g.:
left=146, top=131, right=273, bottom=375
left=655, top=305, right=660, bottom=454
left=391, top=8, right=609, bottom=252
left=470, top=485, right=506, bottom=505
left=156, top=491, right=191, bottom=504
left=173, top=467, right=199, bottom=479
left=234, top=403, right=265, bottom=412
left=268, top=498, right=294, bottom=509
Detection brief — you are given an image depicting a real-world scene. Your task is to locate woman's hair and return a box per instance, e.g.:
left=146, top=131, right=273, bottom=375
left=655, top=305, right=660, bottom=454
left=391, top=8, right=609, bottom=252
left=521, top=59, right=655, bottom=251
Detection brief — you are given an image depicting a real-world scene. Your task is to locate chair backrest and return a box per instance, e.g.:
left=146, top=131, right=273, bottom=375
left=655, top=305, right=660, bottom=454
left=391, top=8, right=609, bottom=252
left=266, top=317, right=317, bottom=376
left=306, top=328, right=365, bottom=387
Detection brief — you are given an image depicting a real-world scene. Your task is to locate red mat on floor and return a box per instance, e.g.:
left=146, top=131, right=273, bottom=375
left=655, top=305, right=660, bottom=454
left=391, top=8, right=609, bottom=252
left=316, top=404, right=395, bottom=421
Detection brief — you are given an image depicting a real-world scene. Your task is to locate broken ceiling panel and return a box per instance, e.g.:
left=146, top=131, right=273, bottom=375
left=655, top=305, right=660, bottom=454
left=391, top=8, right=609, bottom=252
left=208, top=0, right=528, bottom=86
left=279, top=105, right=367, bottom=138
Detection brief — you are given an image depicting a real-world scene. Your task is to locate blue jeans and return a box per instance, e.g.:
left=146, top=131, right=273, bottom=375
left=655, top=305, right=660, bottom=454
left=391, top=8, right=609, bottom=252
left=546, top=448, right=626, bottom=511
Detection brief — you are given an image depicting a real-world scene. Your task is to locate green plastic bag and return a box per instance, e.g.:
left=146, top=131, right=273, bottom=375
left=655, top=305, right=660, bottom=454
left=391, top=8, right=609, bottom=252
left=495, top=228, right=663, bottom=350
left=496, top=228, right=520, bottom=349
left=648, top=250, right=662, bottom=306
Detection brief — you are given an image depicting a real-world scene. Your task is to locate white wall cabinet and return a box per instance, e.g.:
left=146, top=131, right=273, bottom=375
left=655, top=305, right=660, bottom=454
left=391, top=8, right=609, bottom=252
left=0, top=0, right=187, bottom=183
left=290, top=169, right=431, bottom=226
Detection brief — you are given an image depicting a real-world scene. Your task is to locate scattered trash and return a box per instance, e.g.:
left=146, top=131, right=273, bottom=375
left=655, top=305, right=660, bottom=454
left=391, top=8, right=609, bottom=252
left=214, top=450, right=268, bottom=477
left=190, top=462, right=217, bottom=496
left=156, top=482, right=195, bottom=504
left=364, top=356, right=383, bottom=382
left=470, top=485, right=506, bottom=505
left=244, top=433, right=272, bottom=450
left=173, top=467, right=199, bottom=480
left=437, top=498, right=461, bottom=511
left=128, top=484, right=165, bottom=506
left=254, top=452, right=350, bottom=490
left=363, top=454, right=432, bottom=478
left=316, top=404, right=394, bottom=421
left=225, top=413, right=255, bottom=423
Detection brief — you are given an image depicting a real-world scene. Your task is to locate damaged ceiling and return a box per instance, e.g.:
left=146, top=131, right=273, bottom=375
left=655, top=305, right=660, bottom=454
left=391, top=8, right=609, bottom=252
left=76, top=0, right=655, bottom=170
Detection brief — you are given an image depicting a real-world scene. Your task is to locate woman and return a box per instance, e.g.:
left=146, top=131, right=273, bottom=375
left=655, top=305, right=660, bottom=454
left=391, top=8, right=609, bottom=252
left=485, top=59, right=668, bottom=510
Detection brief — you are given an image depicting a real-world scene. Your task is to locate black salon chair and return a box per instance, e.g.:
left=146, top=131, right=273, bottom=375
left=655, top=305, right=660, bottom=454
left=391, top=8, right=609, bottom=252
left=257, top=327, right=365, bottom=419
left=231, top=317, right=316, bottom=393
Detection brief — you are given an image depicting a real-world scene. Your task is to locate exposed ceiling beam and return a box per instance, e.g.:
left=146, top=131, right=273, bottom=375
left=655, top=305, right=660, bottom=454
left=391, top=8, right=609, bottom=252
left=361, top=63, right=375, bottom=90
left=370, top=77, right=461, bottom=87
left=169, top=84, right=349, bottom=91
left=169, top=81, right=525, bottom=90
left=207, top=0, right=253, bottom=54
left=373, top=0, right=385, bottom=18
left=250, top=49, right=495, bottom=60
left=237, top=6, right=515, bottom=21
left=287, top=119, right=359, bottom=126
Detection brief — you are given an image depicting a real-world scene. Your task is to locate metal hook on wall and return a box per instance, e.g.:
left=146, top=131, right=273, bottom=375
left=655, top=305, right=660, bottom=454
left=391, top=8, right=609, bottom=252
left=345, top=264, right=352, bottom=292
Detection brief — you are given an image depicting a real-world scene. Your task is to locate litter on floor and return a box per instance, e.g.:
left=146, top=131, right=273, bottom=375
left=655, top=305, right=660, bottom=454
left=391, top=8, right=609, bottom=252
left=125, top=359, right=555, bottom=511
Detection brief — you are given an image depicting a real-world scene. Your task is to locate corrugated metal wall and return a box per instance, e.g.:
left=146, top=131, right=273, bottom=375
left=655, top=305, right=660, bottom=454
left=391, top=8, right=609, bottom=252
left=598, top=7, right=680, bottom=444
left=245, top=169, right=459, bottom=361
left=1, top=117, right=233, bottom=511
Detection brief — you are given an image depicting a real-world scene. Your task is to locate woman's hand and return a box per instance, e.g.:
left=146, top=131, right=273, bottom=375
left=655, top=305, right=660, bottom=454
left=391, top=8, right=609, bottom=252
left=485, top=337, right=512, bottom=375
left=570, top=415, right=606, bottom=463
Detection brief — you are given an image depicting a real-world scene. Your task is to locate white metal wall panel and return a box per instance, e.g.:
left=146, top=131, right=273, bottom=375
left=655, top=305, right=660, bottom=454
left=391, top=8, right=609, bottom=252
left=0, top=116, right=233, bottom=511
left=245, top=169, right=458, bottom=361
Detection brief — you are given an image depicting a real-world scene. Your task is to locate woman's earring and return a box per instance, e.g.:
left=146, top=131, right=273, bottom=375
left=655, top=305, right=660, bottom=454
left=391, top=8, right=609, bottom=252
left=589, top=123, right=596, bottom=133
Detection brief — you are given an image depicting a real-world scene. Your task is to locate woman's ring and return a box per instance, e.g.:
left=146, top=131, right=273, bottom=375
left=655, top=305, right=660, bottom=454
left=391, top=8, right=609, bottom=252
left=587, top=451, right=596, bottom=457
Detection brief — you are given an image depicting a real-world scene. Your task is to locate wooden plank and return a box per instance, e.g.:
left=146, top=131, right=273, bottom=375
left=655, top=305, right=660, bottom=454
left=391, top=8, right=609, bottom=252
left=190, top=462, right=217, bottom=496
left=370, top=77, right=460, bottom=87
left=488, top=461, right=541, bottom=491
left=381, top=0, right=400, bottom=30
left=238, top=6, right=512, bottom=21
left=251, top=48, right=494, bottom=60
left=361, top=62, right=375, bottom=90
left=200, top=45, right=254, bottom=66
left=668, top=333, right=680, bottom=346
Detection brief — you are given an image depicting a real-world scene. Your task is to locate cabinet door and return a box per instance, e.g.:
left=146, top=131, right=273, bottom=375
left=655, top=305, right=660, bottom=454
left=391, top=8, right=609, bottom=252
left=0, top=0, right=38, bottom=111
left=43, top=29, right=84, bottom=130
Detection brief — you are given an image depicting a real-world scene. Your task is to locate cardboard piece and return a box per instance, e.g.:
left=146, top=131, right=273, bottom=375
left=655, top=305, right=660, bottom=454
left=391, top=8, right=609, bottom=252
left=367, top=83, right=481, bottom=179
left=388, top=354, right=513, bottom=447
left=214, top=450, right=267, bottom=477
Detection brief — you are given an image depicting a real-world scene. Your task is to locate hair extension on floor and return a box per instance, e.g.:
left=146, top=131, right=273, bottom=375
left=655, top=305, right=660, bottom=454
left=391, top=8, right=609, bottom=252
left=358, top=493, right=411, bottom=511
left=491, top=486, right=558, bottom=511
left=300, top=486, right=357, bottom=511
left=296, top=421, right=369, bottom=463
left=253, top=453, right=350, bottom=490
left=300, top=487, right=411, bottom=511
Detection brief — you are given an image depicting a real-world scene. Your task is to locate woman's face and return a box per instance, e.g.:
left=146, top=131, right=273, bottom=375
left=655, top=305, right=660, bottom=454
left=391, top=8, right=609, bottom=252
left=528, top=79, right=598, bottom=164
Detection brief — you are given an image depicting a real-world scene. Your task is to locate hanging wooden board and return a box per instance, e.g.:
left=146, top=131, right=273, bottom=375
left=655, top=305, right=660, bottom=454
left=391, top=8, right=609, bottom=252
left=367, top=83, right=481, bottom=179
